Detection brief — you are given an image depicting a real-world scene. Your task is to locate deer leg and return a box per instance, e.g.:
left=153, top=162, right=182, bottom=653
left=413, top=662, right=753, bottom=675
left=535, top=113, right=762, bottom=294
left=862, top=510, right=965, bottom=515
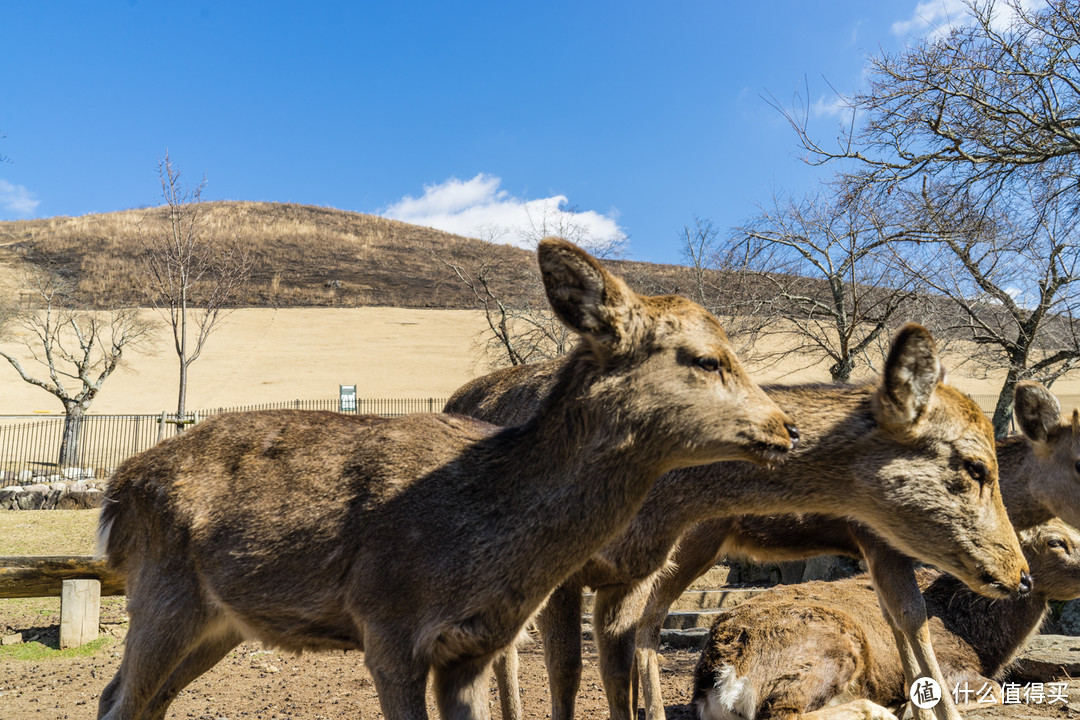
left=434, top=655, right=495, bottom=720
left=141, top=627, right=244, bottom=720
left=364, top=628, right=431, bottom=720
left=97, top=571, right=218, bottom=720
left=638, top=528, right=730, bottom=720
left=537, top=579, right=584, bottom=720
left=493, top=648, right=522, bottom=720
left=860, top=541, right=960, bottom=720
left=594, top=584, right=651, bottom=720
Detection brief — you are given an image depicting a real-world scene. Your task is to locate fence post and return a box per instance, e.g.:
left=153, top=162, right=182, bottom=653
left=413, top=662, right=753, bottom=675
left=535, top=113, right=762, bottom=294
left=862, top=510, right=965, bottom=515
left=60, top=578, right=100, bottom=648
left=157, top=411, right=167, bottom=444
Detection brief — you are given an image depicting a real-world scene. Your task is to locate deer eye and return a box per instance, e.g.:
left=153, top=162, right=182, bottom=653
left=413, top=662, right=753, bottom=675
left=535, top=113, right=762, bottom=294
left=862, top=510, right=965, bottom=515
left=1049, top=539, right=1067, bottom=550
left=695, top=357, right=721, bottom=373
left=1074, top=460, right=1080, bottom=475
left=963, top=460, right=988, bottom=485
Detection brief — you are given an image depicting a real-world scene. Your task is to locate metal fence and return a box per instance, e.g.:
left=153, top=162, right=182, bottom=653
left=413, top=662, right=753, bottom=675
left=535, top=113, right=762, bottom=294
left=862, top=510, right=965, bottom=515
left=3, top=392, right=1077, bottom=489
left=0, top=397, right=448, bottom=488
left=200, top=397, right=447, bottom=417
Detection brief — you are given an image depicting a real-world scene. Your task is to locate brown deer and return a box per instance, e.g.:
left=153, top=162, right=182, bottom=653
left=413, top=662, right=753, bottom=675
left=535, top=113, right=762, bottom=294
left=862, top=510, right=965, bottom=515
left=692, top=518, right=1080, bottom=720
left=633, top=380, right=1080, bottom=720
left=446, top=342, right=1031, bottom=720
left=94, top=238, right=799, bottom=720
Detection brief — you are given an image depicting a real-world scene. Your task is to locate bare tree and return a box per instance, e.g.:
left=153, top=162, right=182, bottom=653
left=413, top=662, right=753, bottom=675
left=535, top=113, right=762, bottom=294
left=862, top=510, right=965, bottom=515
left=141, top=151, right=250, bottom=423
left=900, top=178, right=1080, bottom=435
left=438, top=204, right=626, bottom=368
left=0, top=273, right=155, bottom=467
left=732, top=185, right=920, bottom=382
left=659, top=216, right=775, bottom=359
left=783, top=0, right=1080, bottom=196
left=773, top=0, right=1080, bottom=433
left=436, top=227, right=573, bottom=368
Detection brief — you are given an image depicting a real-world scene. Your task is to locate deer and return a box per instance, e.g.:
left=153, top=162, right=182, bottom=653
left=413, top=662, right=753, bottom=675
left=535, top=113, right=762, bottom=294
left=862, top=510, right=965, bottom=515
left=635, top=381, right=1080, bottom=720
left=445, top=341, right=1032, bottom=720
left=692, top=517, right=1080, bottom=720
left=94, top=238, right=800, bottom=720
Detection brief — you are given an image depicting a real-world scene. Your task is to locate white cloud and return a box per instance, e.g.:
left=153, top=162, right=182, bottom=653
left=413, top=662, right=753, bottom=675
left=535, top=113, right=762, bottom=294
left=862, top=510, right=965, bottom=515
left=812, top=93, right=854, bottom=119
left=381, top=174, right=625, bottom=251
left=893, top=0, right=1044, bottom=40
left=0, top=179, right=39, bottom=216
left=892, top=0, right=969, bottom=38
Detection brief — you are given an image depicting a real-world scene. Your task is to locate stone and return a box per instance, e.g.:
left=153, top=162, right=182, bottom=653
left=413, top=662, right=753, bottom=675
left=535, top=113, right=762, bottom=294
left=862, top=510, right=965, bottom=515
left=1056, top=599, right=1080, bottom=635
left=14, top=489, right=46, bottom=510
left=660, top=628, right=708, bottom=650
left=56, top=489, right=104, bottom=510
left=1011, top=634, right=1080, bottom=682
left=1, top=633, right=22, bottom=645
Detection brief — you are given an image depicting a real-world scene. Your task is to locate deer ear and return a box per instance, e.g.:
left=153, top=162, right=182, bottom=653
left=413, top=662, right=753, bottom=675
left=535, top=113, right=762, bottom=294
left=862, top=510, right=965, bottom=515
left=538, top=237, right=641, bottom=351
left=1014, top=381, right=1060, bottom=443
left=876, top=323, right=941, bottom=427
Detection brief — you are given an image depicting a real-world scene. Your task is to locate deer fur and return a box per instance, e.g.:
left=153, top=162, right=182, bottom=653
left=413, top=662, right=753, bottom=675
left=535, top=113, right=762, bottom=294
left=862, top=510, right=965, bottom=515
left=94, top=238, right=797, bottom=720
left=692, top=518, right=1080, bottom=720
left=446, top=340, right=1031, bottom=720
left=633, top=380, right=1080, bottom=720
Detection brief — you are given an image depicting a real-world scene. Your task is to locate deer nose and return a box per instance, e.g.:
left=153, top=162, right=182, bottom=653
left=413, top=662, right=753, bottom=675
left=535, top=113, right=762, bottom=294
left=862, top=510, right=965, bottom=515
left=1018, top=571, right=1033, bottom=596
left=785, top=424, right=800, bottom=446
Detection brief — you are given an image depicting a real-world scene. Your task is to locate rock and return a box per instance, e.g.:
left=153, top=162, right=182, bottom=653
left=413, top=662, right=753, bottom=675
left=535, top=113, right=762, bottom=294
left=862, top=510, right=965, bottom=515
left=56, top=489, right=104, bottom=510
left=1057, top=600, right=1080, bottom=635
left=1, top=633, right=22, bottom=645
left=16, top=470, right=33, bottom=483
left=801, top=555, right=862, bottom=582
left=62, top=467, right=94, bottom=480
left=1011, top=634, right=1080, bottom=682
left=15, top=489, right=46, bottom=510
left=660, top=627, right=708, bottom=650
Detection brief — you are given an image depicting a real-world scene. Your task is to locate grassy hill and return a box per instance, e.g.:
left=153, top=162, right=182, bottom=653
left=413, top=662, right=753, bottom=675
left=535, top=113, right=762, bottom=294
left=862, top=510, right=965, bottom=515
left=0, top=201, right=689, bottom=310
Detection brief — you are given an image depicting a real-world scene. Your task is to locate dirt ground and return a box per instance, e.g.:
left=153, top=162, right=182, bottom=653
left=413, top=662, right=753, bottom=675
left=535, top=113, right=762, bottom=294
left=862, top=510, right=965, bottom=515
left=1, top=612, right=1078, bottom=720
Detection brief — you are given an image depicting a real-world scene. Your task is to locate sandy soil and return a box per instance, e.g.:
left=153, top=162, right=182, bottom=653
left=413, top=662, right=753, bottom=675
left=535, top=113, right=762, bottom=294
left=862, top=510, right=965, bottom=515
left=0, top=307, right=1074, bottom=417
left=2, top=625, right=1077, bottom=720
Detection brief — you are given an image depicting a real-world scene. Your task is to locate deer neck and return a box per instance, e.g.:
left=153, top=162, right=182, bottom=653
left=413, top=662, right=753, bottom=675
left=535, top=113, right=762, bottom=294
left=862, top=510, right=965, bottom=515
left=489, top=350, right=684, bottom=575
left=996, top=435, right=1056, bottom=531
left=923, top=572, right=1049, bottom=677
left=595, top=385, right=875, bottom=578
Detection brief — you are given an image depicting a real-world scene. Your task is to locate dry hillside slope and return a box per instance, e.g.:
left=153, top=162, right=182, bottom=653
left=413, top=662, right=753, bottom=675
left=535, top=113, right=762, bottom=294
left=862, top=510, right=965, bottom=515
left=0, top=201, right=688, bottom=310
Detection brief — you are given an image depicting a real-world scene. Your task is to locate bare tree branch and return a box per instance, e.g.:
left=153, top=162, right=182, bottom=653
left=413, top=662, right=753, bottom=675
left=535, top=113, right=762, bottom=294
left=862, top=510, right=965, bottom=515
left=0, top=272, right=155, bottom=466
left=139, top=151, right=251, bottom=421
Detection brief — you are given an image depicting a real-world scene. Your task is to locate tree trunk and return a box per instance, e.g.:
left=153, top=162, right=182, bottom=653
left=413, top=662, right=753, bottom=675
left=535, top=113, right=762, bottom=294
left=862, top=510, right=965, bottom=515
left=991, top=369, right=1020, bottom=439
left=830, top=356, right=855, bottom=383
left=58, top=405, right=85, bottom=468
left=177, top=359, right=188, bottom=418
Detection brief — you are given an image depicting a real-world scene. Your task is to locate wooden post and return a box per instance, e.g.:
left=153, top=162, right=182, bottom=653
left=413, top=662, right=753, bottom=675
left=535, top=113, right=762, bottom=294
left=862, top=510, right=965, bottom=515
left=60, top=578, right=100, bottom=648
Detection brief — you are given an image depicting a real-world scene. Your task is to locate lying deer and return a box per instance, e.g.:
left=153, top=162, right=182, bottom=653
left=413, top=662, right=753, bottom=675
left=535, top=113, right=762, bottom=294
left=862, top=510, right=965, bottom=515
left=692, top=518, right=1080, bottom=720
left=634, top=380, right=1080, bottom=720
left=446, top=342, right=1031, bottom=720
left=95, top=238, right=799, bottom=720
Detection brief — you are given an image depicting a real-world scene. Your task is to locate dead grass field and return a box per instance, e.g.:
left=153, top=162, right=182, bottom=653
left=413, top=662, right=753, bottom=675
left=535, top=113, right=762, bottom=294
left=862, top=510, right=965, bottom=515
left=0, top=305, right=1077, bottom=416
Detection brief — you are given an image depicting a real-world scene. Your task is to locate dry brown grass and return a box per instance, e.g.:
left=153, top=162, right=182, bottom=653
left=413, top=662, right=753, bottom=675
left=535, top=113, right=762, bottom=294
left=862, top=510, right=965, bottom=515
left=0, top=202, right=544, bottom=309
left=0, top=201, right=701, bottom=312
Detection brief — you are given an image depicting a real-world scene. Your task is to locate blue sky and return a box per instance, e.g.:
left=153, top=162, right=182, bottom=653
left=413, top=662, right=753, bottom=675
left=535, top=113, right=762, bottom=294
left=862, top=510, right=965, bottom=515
left=1, top=1, right=970, bottom=264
